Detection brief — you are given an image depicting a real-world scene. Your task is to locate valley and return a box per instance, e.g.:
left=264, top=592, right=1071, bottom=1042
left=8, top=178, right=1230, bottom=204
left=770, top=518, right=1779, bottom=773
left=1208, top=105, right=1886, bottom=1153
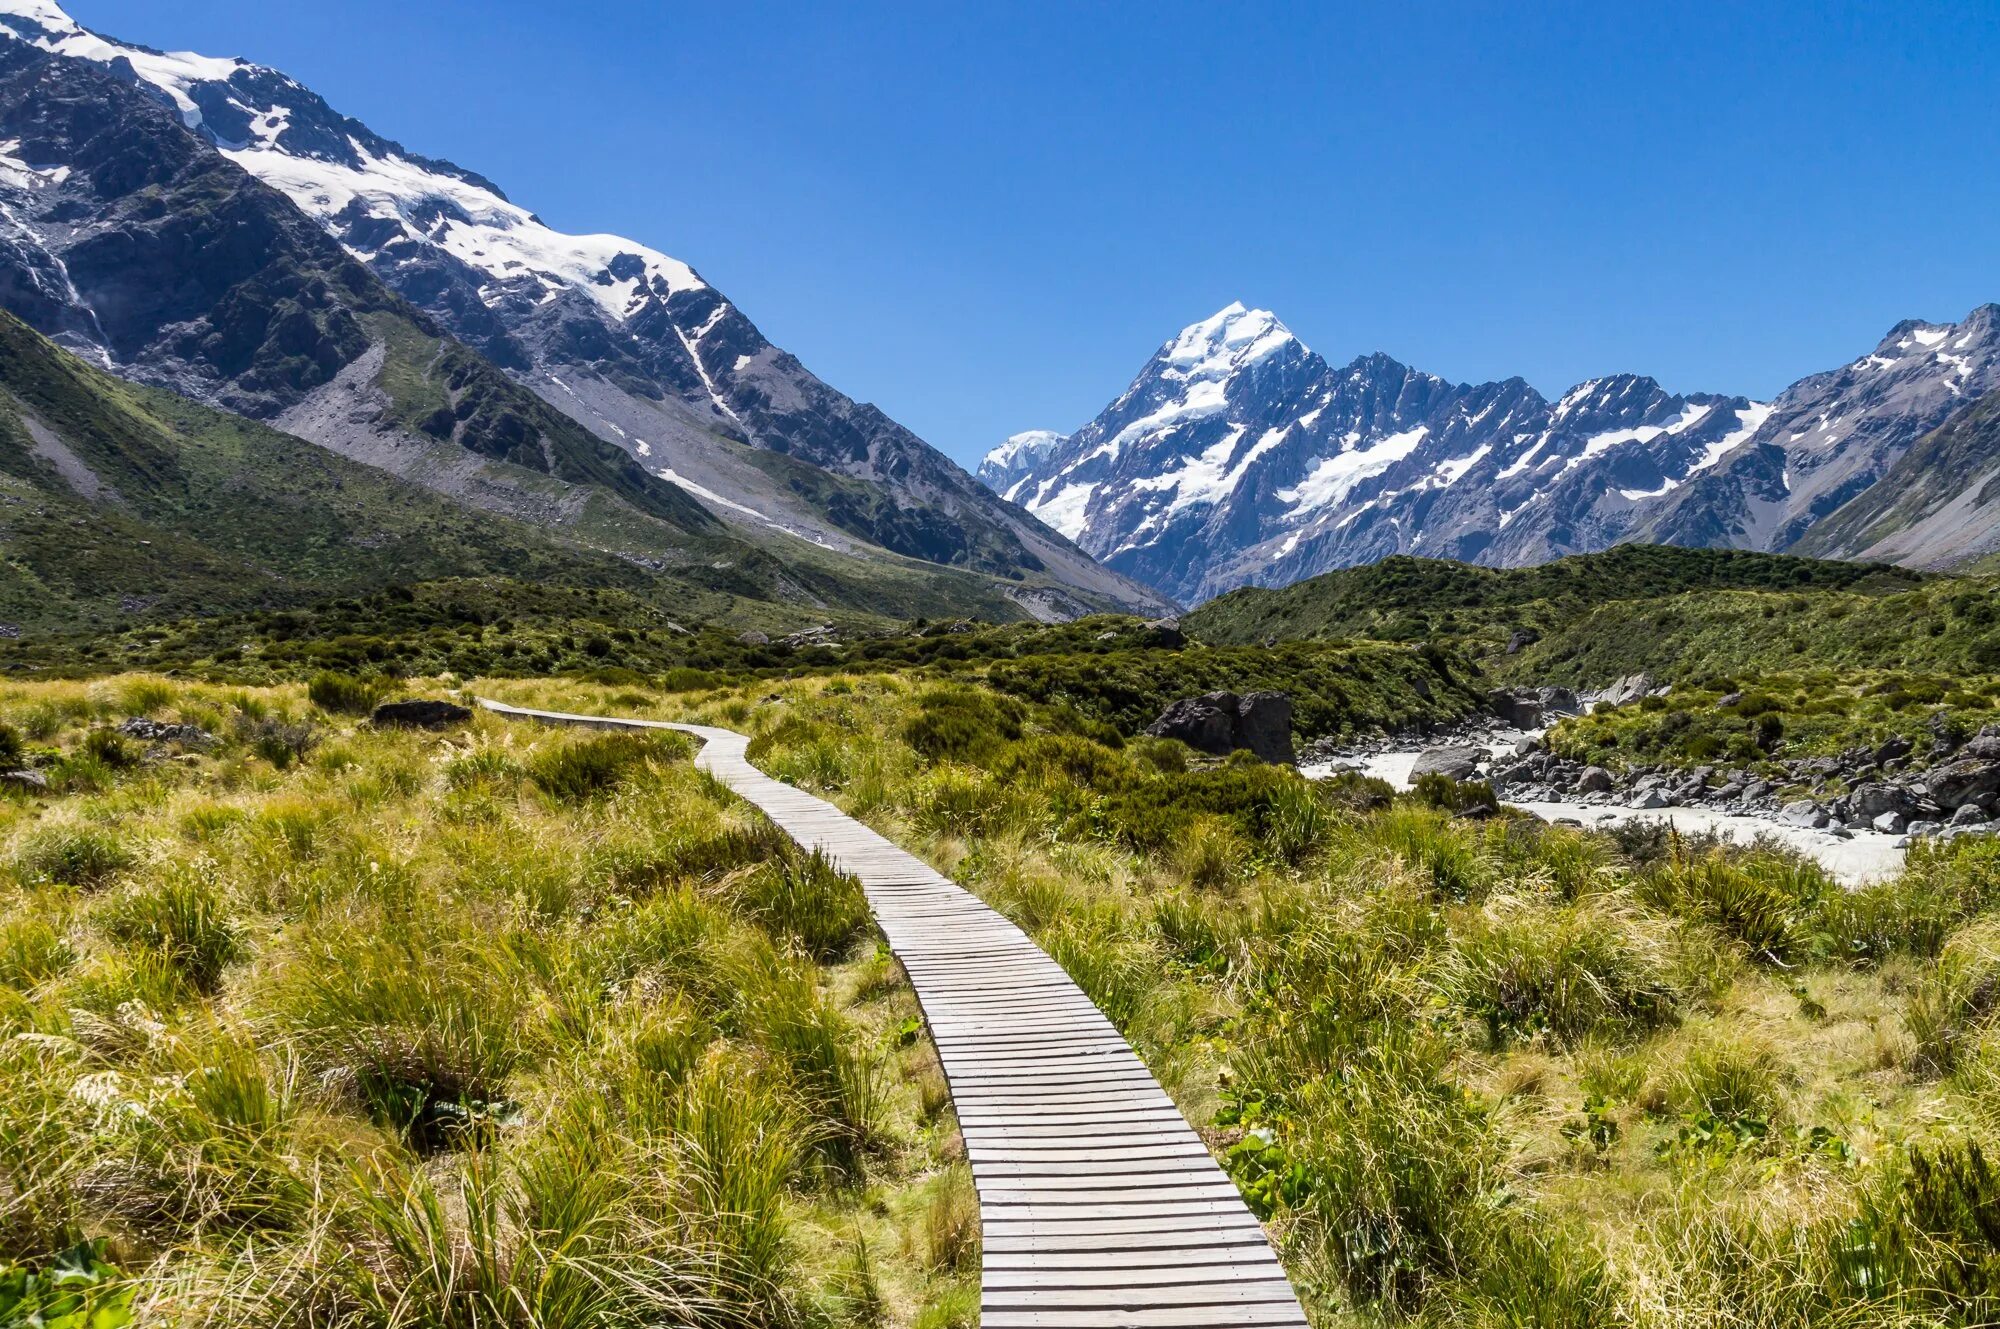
left=0, top=3, right=1997, bottom=1328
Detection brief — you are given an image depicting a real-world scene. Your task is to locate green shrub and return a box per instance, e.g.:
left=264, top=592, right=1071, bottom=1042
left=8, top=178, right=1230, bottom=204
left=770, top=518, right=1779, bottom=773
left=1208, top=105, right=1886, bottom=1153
left=1907, top=920, right=2000, bottom=1074
left=0, top=915, right=74, bottom=990
left=0, top=724, right=22, bottom=769
left=728, top=851, right=873, bottom=961
left=306, top=671, right=384, bottom=716
left=901, top=686, right=1023, bottom=764
left=105, top=867, right=242, bottom=994
left=526, top=730, right=682, bottom=801
left=82, top=728, right=136, bottom=769
left=1449, top=898, right=1684, bottom=1047
left=14, top=826, right=134, bottom=889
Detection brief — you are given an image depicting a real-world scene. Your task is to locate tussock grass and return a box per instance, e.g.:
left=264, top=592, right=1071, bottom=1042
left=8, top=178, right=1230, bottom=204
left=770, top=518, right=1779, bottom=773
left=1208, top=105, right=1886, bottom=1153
left=0, top=676, right=974, bottom=1325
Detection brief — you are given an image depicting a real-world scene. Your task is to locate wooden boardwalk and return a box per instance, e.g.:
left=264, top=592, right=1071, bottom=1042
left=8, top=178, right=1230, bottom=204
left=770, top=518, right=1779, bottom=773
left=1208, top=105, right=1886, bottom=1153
left=478, top=699, right=1309, bottom=1328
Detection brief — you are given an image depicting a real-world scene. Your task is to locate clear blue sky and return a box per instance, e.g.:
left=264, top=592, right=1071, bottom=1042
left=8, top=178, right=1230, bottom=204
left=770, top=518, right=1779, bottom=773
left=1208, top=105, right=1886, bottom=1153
left=71, top=0, right=2000, bottom=466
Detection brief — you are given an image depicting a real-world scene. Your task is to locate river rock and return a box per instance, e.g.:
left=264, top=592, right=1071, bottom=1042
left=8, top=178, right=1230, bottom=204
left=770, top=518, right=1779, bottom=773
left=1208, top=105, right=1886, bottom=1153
left=1848, top=782, right=1913, bottom=819
left=1780, top=800, right=1830, bottom=829
left=1412, top=745, right=1486, bottom=781
left=1928, top=759, right=2000, bottom=810
left=1575, top=766, right=1615, bottom=794
left=1873, top=811, right=1908, bottom=835
left=371, top=700, right=472, bottom=730
left=1949, top=803, right=1989, bottom=827
left=1486, top=689, right=1544, bottom=729
left=1628, top=788, right=1672, bottom=810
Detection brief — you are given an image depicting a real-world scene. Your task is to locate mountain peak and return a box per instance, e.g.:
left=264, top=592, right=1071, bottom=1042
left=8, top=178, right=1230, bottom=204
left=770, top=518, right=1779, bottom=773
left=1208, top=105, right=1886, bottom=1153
left=1158, top=303, right=1300, bottom=383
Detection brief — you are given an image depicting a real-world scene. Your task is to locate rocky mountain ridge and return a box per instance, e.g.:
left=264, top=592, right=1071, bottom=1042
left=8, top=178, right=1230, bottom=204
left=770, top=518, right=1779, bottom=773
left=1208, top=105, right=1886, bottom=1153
left=988, top=302, right=2000, bottom=604
left=0, top=0, right=1166, bottom=617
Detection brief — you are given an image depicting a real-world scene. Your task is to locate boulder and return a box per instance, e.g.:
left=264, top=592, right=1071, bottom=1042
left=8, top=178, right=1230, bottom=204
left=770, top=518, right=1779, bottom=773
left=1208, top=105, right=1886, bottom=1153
left=1412, top=745, right=1486, bottom=782
left=736, top=630, right=770, bottom=646
left=1593, top=673, right=1653, bottom=708
left=1927, top=759, right=2000, bottom=811
left=1537, top=686, right=1584, bottom=717
left=1716, top=691, right=1744, bottom=709
left=1235, top=692, right=1296, bottom=765
left=1486, top=689, right=1543, bottom=729
left=1847, top=782, right=1913, bottom=820
left=1628, top=788, right=1672, bottom=810
left=371, top=700, right=472, bottom=730
left=1873, top=811, right=1908, bottom=835
left=0, top=769, right=49, bottom=793
left=1950, top=803, right=1989, bottom=828
left=1506, top=628, right=1538, bottom=655
left=1147, top=693, right=1237, bottom=756
left=1779, top=800, right=1830, bottom=829
left=1965, top=734, right=2000, bottom=761
left=1875, top=734, right=1915, bottom=765
left=1143, top=617, right=1187, bottom=648
left=1575, top=766, right=1615, bottom=795
left=1145, top=691, right=1294, bottom=765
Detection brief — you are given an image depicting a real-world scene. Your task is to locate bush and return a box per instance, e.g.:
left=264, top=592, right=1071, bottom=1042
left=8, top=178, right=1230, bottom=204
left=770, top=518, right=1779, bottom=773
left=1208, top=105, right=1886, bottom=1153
left=1907, top=920, right=2000, bottom=1074
left=81, top=728, right=136, bottom=769
left=14, top=826, right=134, bottom=890
left=728, top=851, right=872, bottom=961
left=1449, top=898, right=1684, bottom=1047
left=235, top=716, right=320, bottom=770
left=306, top=671, right=384, bottom=716
left=0, top=723, right=18, bottom=769
left=105, top=867, right=242, bottom=994
left=526, top=731, right=683, bottom=802
left=901, top=686, right=1024, bottom=765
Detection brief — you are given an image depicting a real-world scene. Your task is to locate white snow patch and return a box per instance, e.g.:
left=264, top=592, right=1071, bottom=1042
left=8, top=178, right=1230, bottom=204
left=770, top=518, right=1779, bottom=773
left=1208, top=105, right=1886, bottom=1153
left=1910, top=327, right=1949, bottom=347
left=1685, top=402, right=1774, bottom=476
left=1278, top=427, right=1427, bottom=515
left=1026, top=481, right=1098, bottom=540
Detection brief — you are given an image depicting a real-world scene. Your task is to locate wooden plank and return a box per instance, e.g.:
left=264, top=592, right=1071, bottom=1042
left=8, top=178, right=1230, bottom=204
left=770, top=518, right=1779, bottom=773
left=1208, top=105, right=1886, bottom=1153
left=475, top=699, right=1307, bottom=1328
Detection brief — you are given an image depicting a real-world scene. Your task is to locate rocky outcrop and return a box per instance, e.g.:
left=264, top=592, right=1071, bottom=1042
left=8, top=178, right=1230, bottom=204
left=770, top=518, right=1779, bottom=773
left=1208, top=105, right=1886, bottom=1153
left=371, top=700, right=472, bottom=730
left=1146, top=691, right=1294, bottom=765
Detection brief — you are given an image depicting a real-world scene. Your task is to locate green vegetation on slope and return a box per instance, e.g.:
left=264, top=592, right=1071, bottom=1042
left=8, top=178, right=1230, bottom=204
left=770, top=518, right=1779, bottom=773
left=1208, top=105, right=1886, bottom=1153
left=0, top=312, right=674, bottom=634
left=1186, top=545, right=1928, bottom=659
left=1510, top=576, right=2000, bottom=684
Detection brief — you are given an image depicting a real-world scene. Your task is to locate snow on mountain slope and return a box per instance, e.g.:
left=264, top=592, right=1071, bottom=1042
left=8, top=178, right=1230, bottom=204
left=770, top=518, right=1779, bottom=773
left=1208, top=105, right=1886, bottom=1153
left=985, top=303, right=1764, bottom=603
left=0, top=0, right=1167, bottom=613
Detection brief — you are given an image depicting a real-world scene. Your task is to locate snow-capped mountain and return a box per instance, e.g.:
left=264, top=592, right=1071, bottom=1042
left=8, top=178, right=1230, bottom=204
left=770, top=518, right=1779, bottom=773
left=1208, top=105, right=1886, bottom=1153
left=0, top=0, right=1166, bottom=616
left=986, top=302, right=2000, bottom=603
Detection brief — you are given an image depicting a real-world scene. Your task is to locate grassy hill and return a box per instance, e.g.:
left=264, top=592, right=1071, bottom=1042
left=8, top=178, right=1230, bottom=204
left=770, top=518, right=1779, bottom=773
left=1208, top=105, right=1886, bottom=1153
left=1185, top=546, right=1928, bottom=657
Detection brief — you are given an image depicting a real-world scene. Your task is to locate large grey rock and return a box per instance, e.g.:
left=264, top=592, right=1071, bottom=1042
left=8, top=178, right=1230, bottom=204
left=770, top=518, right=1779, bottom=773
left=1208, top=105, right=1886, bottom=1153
left=1234, top=692, right=1296, bottom=765
left=1928, top=760, right=2000, bottom=811
left=119, top=717, right=215, bottom=747
left=1143, top=617, right=1187, bottom=648
left=371, top=700, right=472, bottom=730
left=1848, top=782, right=1913, bottom=819
left=1412, top=745, right=1486, bottom=782
left=0, top=769, right=49, bottom=793
left=1873, top=811, right=1908, bottom=835
left=1486, top=689, right=1543, bottom=729
left=1145, top=691, right=1294, bottom=764
left=1575, top=766, right=1615, bottom=794
left=1628, top=788, right=1672, bottom=810
left=1779, top=800, right=1830, bottom=829
left=1965, top=734, right=2000, bottom=761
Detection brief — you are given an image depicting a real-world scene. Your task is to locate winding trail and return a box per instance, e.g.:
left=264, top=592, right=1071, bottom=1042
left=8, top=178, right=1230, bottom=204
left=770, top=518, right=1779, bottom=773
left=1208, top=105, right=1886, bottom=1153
left=477, top=698, right=1309, bottom=1328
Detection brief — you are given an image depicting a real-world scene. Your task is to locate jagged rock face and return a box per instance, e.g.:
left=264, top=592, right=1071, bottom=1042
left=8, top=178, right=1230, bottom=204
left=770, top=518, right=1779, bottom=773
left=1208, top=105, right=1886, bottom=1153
left=987, top=303, right=1764, bottom=604
left=0, top=0, right=1168, bottom=612
left=986, top=301, right=2000, bottom=603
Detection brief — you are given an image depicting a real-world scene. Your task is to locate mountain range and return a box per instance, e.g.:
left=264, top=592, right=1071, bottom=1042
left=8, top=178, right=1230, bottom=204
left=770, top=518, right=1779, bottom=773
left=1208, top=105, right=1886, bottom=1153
left=982, top=302, right=2000, bottom=605
left=0, top=0, right=1166, bottom=632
